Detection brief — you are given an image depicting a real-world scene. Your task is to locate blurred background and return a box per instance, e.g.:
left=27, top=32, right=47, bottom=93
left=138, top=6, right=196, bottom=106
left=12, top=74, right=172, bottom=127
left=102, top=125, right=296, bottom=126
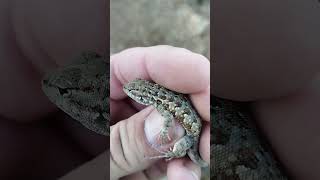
left=110, top=0, right=210, bottom=59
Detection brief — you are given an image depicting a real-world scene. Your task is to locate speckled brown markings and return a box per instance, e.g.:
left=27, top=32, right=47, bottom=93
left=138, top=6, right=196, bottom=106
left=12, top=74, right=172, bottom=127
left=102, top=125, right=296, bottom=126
left=211, top=96, right=288, bottom=180
left=123, top=79, right=208, bottom=167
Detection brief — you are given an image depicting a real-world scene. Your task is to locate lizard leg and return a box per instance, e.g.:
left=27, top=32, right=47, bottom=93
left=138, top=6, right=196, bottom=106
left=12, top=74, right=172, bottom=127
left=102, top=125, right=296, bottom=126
left=148, top=135, right=193, bottom=160
left=155, top=104, right=174, bottom=144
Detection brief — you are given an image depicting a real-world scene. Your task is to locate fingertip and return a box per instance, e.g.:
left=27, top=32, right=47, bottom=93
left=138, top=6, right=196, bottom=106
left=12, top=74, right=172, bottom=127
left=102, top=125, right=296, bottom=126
left=110, top=107, right=156, bottom=179
left=110, top=48, right=150, bottom=99
left=144, top=108, right=185, bottom=146
left=110, top=46, right=210, bottom=99
left=190, top=86, right=210, bottom=122
left=110, top=106, right=182, bottom=179
left=145, top=46, right=210, bottom=93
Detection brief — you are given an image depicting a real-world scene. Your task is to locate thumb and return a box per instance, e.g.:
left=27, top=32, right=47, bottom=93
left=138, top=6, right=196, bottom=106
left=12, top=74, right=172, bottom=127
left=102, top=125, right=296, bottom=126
left=110, top=106, right=185, bottom=180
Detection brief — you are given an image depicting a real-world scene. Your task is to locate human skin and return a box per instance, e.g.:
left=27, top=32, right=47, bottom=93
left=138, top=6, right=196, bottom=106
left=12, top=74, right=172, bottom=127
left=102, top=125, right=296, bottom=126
left=110, top=46, right=210, bottom=180
left=213, top=0, right=320, bottom=179
left=0, top=1, right=210, bottom=179
left=1, top=0, right=319, bottom=179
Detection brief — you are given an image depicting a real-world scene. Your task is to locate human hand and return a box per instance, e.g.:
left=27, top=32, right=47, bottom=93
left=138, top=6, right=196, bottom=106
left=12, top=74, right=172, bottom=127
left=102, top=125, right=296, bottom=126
left=110, top=46, right=210, bottom=180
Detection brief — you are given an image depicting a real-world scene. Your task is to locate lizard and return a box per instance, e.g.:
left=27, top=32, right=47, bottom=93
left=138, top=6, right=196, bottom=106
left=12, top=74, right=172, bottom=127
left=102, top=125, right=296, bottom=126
left=41, top=51, right=290, bottom=177
left=41, top=51, right=109, bottom=136
left=211, top=95, right=289, bottom=179
left=41, top=52, right=208, bottom=167
left=123, top=79, right=208, bottom=167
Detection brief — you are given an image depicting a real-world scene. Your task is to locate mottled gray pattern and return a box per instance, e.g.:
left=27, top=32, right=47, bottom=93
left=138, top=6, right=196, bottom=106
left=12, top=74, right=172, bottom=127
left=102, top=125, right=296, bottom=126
left=42, top=52, right=109, bottom=136
left=123, top=79, right=208, bottom=167
left=211, top=96, right=288, bottom=179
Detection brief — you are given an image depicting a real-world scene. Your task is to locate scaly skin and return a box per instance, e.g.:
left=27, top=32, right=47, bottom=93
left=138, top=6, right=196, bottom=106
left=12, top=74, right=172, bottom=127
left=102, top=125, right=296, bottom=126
left=42, top=52, right=109, bottom=136
left=123, top=79, right=208, bottom=167
left=211, top=96, right=288, bottom=179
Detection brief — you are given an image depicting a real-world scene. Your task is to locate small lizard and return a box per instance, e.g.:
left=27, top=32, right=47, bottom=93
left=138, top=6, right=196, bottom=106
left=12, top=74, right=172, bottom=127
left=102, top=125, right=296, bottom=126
left=41, top=52, right=207, bottom=167
left=41, top=51, right=292, bottom=178
left=123, top=79, right=208, bottom=167
left=211, top=96, right=288, bottom=179
left=42, top=52, right=109, bottom=136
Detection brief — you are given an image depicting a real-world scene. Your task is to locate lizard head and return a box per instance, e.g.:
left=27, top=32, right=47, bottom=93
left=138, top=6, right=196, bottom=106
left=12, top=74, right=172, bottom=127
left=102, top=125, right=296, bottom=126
left=123, top=79, right=156, bottom=106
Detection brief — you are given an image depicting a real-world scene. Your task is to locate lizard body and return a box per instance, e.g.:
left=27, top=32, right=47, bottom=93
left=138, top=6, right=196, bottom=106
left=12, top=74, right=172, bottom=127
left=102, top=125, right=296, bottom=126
left=123, top=79, right=208, bottom=167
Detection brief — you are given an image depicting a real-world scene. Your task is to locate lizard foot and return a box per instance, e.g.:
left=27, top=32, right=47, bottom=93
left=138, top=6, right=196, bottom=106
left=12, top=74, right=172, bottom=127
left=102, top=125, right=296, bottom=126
left=147, top=147, right=176, bottom=161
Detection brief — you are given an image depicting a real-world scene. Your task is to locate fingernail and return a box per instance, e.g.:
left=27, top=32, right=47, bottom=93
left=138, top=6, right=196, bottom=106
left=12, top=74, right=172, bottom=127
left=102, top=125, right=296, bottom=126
left=144, top=108, right=185, bottom=145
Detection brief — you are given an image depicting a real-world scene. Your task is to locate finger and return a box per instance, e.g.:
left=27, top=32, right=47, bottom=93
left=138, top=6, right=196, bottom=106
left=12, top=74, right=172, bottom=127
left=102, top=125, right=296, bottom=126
left=121, top=161, right=167, bottom=180
left=110, top=45, right=210, bottom=120
left=199, top=122, right=210, bottom=163
left=167, top=159, right=201, bottom=180
left=59, top=151, right=109, bottom=180
left=121, top=172, right=149, bottom=180
left=111, top=46, right=209, bottom=99
left=190, top=86, right=210, bottom=122
left=110, top=107, right=185, bottom=180
left=142, top=161, right=167, bottom=180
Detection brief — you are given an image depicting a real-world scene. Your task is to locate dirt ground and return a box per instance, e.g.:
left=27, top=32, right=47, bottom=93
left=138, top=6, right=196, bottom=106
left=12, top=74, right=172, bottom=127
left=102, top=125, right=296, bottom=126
left=110, top=0, right=210, bottom=59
